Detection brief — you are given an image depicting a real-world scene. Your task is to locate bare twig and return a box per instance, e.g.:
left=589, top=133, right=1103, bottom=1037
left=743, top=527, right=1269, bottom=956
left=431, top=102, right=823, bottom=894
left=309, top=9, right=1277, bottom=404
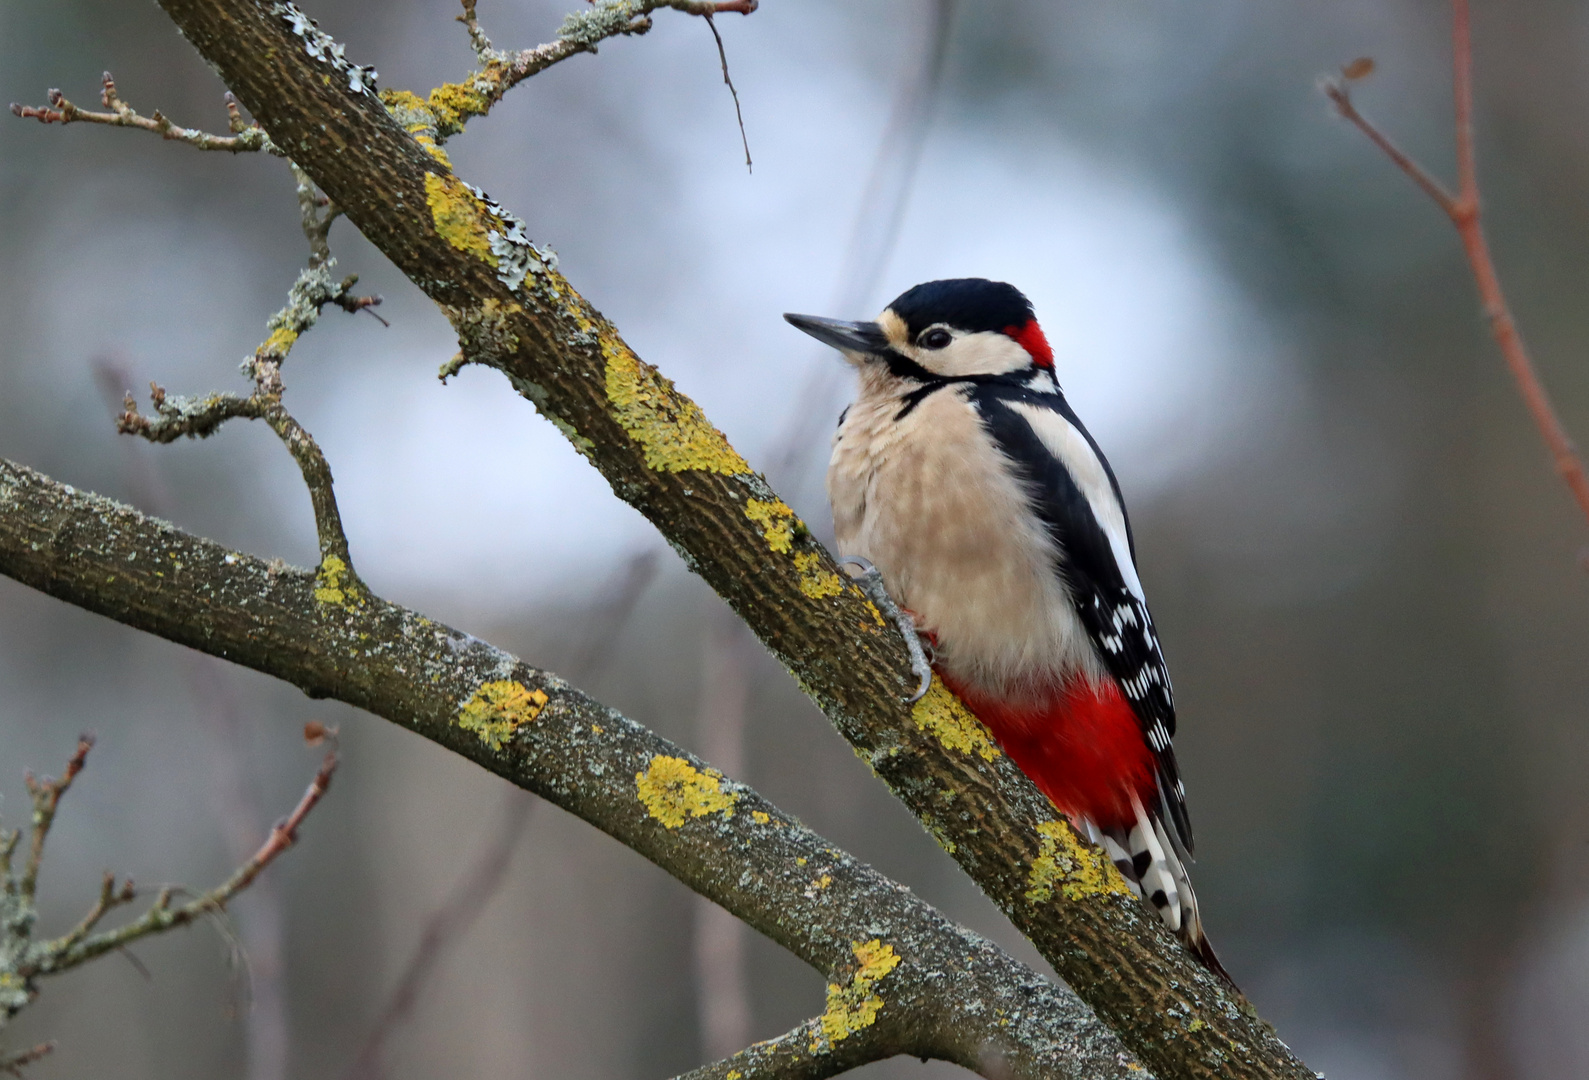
left=1324, top=0, right=1589, bottom=533
left=8, top=71, right=275, bottom=154
left=702, top=13, right=751, bottom=172
left=19, top=737, right=93, bottom=903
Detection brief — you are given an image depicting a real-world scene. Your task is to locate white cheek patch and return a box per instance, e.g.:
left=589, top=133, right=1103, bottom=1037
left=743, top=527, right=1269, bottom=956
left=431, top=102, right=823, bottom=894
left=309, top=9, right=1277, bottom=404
left=899, top=330, right=1032, bottom=378
left=1006, top=401, right=1145, bottom=601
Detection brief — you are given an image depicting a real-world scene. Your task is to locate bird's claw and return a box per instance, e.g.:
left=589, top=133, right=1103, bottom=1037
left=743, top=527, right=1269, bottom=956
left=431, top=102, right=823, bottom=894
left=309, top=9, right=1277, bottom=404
left=839, top=556, right=934, bottom=703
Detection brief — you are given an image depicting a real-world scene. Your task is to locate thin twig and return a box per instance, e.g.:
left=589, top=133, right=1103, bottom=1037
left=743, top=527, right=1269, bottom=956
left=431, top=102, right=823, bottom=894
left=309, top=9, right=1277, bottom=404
left=702, top=13, right=751, bottom=172
left=1324, top=0, right=1589, bottom=534
left=9, top=71, right=275, bottom=154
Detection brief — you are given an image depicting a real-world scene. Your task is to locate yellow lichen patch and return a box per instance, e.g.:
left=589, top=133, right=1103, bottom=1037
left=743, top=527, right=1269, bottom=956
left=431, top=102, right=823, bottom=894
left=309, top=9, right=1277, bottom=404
left=457, top=679, right=549, bottom=752
left=261, top=325, right=299, bottom=358
left=425, top=172, right=493, bottom=261
left=380, top=87, right=428, bottom=115
left=602, top=337, right=750, bottom=476
left=414, top=135, right=451, bottom=168
left=1024, top=820, right=1131, bottom=904
left=427, top=70, right=501, bottom=135
left=635, top=755, right=738, bottom=829
left=861, top=599, right=888, bottom=629
left=743, top=498, right=797, bottom=554
left=751, top=811, right=770, bottom=825
left=910, top=680, right=1000, bottom=762
left=815, top=873, right=832, bottom=889
left=314, top=554, right=354, bottom=607
left=726, top=1073, right=742, bottom=1080
left=793, top=551, right=844, bottom=600
left=813, top=940, right=902, bottom=1051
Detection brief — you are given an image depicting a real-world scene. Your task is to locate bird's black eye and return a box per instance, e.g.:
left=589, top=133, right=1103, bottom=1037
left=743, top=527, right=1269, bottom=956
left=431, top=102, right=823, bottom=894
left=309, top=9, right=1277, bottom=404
left=920, top=328, right=952, bottom=350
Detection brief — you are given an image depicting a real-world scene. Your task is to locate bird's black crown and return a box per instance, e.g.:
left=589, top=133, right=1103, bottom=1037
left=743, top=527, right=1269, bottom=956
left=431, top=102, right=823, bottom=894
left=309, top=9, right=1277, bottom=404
left=886, top=278, right=1036, bottom=338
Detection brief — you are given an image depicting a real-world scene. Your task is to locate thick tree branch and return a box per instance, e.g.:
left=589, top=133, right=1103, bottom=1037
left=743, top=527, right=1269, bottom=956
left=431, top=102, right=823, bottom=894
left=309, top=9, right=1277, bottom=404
left=1, top=0, right=1308, bottom=1073
left=0, top=459, right=1144, bottom=1080
left=1324, top=0, right=1589, bottom=533
left=670, top=1015, right=893, bottom=1080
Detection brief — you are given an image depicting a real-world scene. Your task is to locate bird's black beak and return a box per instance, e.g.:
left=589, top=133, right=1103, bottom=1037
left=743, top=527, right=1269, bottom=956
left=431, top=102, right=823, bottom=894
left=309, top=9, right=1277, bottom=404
left=783, top=313, right=889, bottom=355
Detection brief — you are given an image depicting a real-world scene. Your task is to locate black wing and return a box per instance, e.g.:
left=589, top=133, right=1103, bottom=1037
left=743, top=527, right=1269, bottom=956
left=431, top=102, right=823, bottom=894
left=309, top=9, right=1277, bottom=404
left=969, top=381, right=1194, bottom=853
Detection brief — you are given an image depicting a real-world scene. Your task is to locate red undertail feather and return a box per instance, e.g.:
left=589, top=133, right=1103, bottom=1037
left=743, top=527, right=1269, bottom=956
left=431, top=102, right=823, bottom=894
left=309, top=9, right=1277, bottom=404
left=941, top=674, right=1154, bottom=832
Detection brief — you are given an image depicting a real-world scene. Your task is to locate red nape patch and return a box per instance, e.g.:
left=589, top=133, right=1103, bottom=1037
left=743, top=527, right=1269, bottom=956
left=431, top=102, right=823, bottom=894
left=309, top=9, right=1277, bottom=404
left=943, top=674, right=1154, bottom=830
left=1004, top=319, right=1054, bottom=370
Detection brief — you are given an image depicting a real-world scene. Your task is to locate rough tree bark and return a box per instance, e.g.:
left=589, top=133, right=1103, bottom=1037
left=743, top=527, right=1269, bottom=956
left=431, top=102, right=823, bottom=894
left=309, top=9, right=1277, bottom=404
left=2, top=1, right=1317, bottom=1077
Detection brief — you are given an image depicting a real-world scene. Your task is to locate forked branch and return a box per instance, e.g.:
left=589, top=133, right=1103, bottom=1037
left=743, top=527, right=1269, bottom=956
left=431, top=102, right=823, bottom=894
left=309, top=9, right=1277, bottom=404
left=0, top=733, right=337, bottom=1055
left=1323, top=0, right=1589, bottom=533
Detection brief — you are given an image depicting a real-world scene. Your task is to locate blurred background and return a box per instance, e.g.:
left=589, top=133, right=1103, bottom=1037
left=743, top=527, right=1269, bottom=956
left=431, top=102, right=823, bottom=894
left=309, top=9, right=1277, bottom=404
left=4, top=1, right=1589, bottom=1077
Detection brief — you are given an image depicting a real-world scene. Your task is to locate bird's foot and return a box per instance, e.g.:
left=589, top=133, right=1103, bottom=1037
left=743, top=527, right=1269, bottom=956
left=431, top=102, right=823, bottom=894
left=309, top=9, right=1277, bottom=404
left=839, top=556, right=933, bottom=703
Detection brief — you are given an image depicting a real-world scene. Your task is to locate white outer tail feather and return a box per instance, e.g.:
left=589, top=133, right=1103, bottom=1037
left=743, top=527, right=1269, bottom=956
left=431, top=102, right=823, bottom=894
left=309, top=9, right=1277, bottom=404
left=1082, top=801, right=1205, bottom=947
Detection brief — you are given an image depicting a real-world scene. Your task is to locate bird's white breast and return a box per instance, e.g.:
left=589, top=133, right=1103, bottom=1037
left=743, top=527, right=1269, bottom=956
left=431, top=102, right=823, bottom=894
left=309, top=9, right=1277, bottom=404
left=827, top=380, right=1106, bottom=703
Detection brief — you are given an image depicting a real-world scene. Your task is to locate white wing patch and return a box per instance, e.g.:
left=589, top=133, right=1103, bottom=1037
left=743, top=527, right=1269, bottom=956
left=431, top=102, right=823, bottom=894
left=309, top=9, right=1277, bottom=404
left=1006, top=401, right=1145, bottom=602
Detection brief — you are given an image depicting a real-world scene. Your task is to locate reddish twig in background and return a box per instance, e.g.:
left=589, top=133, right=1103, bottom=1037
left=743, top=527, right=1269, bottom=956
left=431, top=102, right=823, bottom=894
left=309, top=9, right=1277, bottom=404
left=341, top=549, right=661, bottom=1080
left=0, top=1042, right=54, bottom=1077
left=1323, top=0, right=1589, bottom=534
left=19, top=737, right=93, bottom=901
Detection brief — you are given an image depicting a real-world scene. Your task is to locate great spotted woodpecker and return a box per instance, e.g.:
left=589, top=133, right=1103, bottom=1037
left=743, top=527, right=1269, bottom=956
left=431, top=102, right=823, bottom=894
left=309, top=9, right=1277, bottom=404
left=785, top=278, right=1229, bottom=980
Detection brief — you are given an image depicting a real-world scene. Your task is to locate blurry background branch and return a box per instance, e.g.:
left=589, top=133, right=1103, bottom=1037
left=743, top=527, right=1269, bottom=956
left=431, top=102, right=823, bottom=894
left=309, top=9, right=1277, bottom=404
left=1324, top=0, right=1589, bottom=536
left=343, top=549, right=659, bottom=1080
left=691, top=2, right=954, bottom=1059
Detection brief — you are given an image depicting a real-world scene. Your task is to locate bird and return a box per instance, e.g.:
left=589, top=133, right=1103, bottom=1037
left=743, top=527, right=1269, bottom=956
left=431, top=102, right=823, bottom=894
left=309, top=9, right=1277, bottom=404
left=785, top=277, right=1230, bottom=981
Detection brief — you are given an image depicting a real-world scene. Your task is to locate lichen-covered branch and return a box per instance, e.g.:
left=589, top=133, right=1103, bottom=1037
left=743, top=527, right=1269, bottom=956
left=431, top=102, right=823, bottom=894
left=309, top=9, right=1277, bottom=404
left=0, top=732, right=336, bottom=1041
left=8, top=71, right=275, bottom=154
left=0, top=459, right=1144, bottom=1080
left=7, top=0, right=1311, bottom=1072
left=669, top=1014, right=895, bottom=1080
left=384, top=0, right=758, bottom=150
left=114, top=174, right=380, bottom=595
